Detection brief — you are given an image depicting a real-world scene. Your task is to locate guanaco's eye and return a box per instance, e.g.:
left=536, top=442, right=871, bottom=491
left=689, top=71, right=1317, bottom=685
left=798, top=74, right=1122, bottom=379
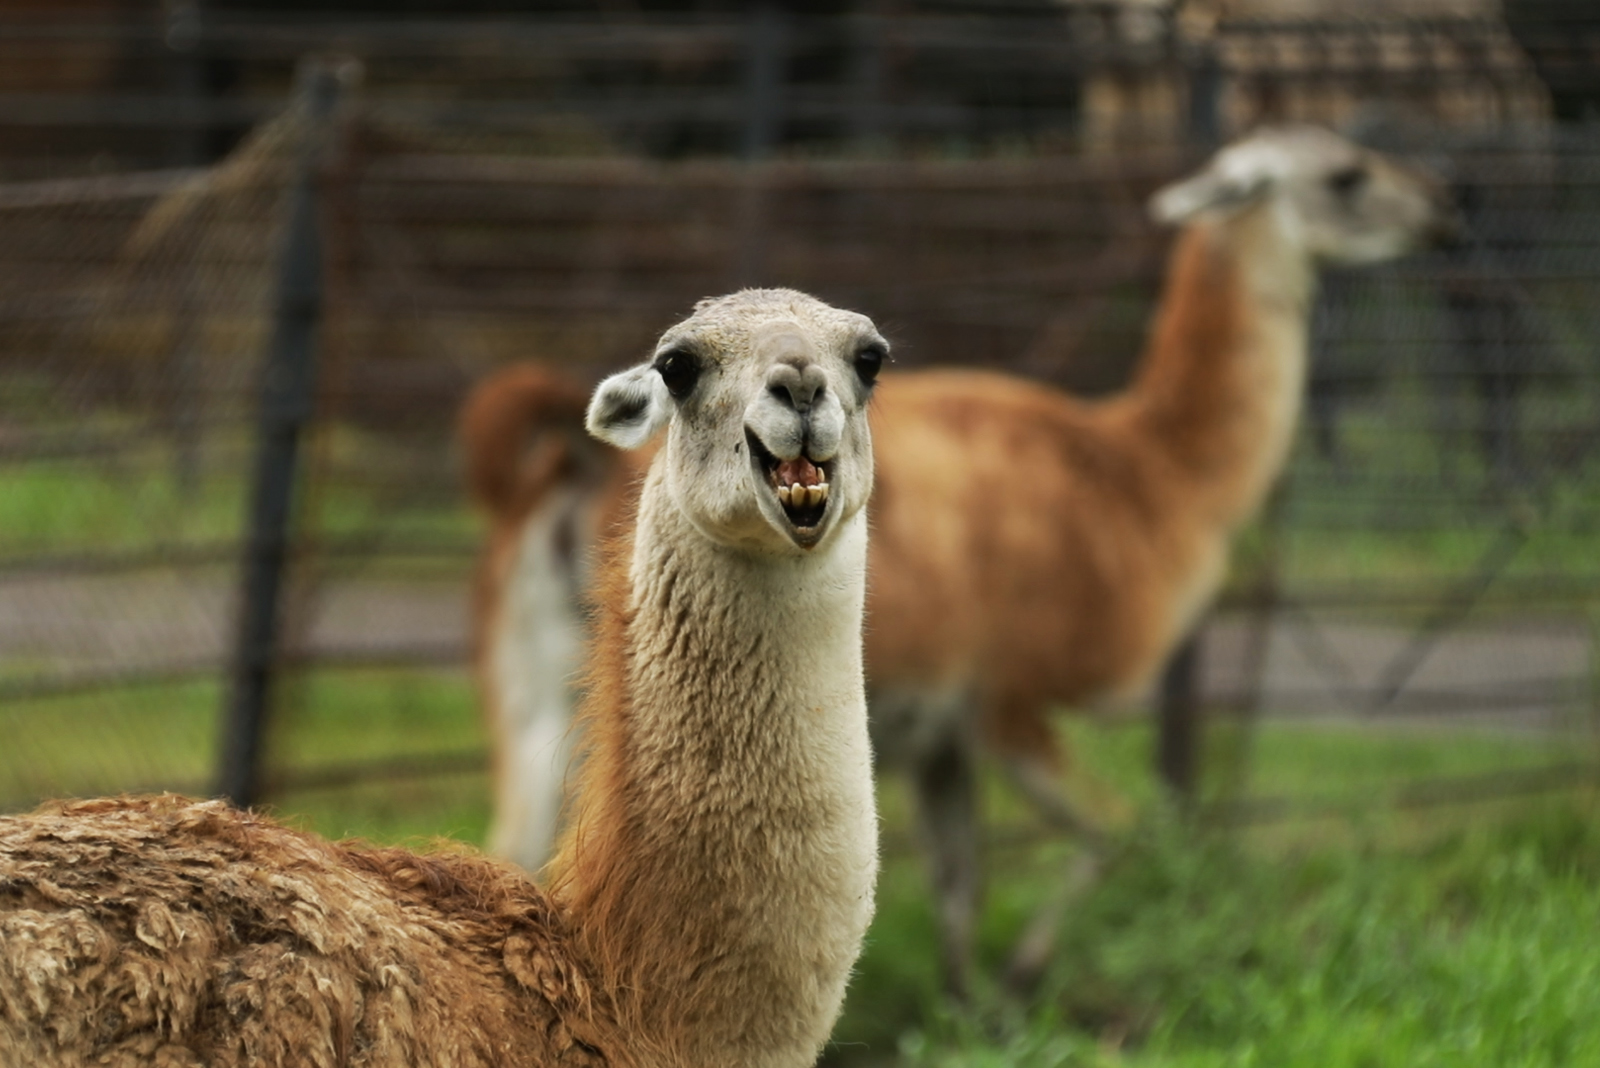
left=655, top=348, right=701, bottom=400
left=1328, top=165, right=1368, bottom=197
left=854, top=343, right=887, bottom=387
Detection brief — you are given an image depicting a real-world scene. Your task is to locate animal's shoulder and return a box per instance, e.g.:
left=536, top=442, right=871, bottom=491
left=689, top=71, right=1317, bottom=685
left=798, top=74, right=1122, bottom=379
left=0, top=795, right=614, bottom=1067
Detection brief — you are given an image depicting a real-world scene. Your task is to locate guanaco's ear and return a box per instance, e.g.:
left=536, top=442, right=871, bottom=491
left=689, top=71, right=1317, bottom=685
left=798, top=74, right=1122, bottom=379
left=1149, top=167, right=1271, bottom=225
left=587, top=364, right=671, bottom=449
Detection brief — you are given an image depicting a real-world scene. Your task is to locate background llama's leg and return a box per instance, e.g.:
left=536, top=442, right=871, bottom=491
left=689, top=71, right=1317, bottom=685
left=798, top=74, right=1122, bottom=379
left=1003, top=849, right=1104, bottom=995
left=875, top=686, right=983, bottom=1000
left=909, top=717, right=981, bottom=1001
left=1000, top=751, right=1109, bottom=844
left=991, top=703, right=1111, bottom=995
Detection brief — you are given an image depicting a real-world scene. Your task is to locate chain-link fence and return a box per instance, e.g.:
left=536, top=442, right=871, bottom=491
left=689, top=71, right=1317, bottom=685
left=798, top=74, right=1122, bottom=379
left=2, top=5, right=1598, bottom=829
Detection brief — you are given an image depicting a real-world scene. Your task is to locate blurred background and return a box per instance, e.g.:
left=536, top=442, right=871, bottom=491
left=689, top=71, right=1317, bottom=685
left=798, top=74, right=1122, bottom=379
left=3, top=0, right=1600, bottom=1064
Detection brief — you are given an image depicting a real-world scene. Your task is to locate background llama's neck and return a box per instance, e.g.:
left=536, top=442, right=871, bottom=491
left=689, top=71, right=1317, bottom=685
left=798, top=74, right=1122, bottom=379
left=556, top=465, right=877, bottom=1068
left=1119, top=204, right=1315, bottom=527
left=482, top=484, right=590, bottom=870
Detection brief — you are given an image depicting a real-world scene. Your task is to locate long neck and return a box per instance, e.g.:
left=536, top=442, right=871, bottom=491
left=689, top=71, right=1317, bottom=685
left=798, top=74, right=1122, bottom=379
left=552, top=467, right=877, bottom=1068
left=1117, top=201, right=1316, bottom=526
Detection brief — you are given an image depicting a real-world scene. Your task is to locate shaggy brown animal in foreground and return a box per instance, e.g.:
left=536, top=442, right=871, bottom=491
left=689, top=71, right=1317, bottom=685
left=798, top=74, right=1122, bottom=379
left=463, top=126, right=1455, bottom=996
left=1, top=796, right=608, bottom=1066
left=0, top=288, right=888, bottom=1068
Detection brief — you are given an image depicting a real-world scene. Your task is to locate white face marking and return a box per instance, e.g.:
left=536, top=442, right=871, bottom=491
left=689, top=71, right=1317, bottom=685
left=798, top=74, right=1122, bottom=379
left=589, top=289, right=887, bottom=556
left=1150, top=125, right=1449, bottom=265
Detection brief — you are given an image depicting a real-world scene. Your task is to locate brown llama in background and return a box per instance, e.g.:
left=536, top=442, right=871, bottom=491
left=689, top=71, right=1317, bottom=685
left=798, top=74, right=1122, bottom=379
left=464, top=125, right=1455, bottom=996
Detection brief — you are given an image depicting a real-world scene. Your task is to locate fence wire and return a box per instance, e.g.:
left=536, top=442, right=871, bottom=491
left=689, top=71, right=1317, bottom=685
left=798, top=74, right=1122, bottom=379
left=1, top=7, right=1599, bottom=828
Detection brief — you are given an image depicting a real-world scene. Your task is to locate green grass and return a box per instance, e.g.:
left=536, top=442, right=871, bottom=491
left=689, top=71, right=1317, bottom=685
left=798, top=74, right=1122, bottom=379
left=0, top=678, right=219, bottom=802
left=827, top=716, right=1600, bottom=1067
left=265, top=666, right=492, bottom=845
left=0, top=666, right=489, bottom=844
left=3, top=667, right=1597, bottom=1067
left=0, top=422, right=480, bottom=561
left=0, top=452, right=246, bottom=557
left=268, top=667, right=484, bottom=772
left=271, top=773, right=492, bottom=847
left=876, top=797, right=1600, bottom=1068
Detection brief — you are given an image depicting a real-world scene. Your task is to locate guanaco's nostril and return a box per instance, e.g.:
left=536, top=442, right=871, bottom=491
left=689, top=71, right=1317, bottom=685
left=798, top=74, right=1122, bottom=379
left=766, top=362, right=826, bottom=413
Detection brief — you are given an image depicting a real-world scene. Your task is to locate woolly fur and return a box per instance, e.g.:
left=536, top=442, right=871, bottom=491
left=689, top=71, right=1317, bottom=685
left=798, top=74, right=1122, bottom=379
left=0, top=795, right=615, bottom=1067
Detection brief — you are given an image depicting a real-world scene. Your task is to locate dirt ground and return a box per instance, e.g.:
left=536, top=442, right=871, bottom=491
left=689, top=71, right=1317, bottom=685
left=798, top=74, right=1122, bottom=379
left=0, top=569, right=470, bottom=686
left=3, top=568, right=1592, bottom=732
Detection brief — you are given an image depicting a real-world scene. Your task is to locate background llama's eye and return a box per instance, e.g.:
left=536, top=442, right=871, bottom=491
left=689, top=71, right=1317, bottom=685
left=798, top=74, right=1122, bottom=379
left=853, top=343, right=887, bottom=387
left=1328, top=165, right=1368, bottom=197
left=654, top=348, right=701, bottom=399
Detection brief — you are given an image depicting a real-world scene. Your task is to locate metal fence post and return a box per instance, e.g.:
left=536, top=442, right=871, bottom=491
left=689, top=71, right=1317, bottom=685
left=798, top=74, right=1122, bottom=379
left=216, top=60, right=346, bottom=806
left=1157, top=628, right=1203, bottom=802
left=736, top=1, right=788, bottom=286
left=1155, top=34, right=1226, bottom=805
left=1186, top=39, right=1222, bottom=149
left=163, top=0, right=206, bottom=499
left=742, top=1, right=788, bottom=162
left=849, top=3, right=888, bottom=155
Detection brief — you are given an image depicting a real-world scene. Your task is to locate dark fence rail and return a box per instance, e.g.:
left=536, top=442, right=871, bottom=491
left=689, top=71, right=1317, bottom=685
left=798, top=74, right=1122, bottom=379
left=2, top=8, right=1599, bottom=824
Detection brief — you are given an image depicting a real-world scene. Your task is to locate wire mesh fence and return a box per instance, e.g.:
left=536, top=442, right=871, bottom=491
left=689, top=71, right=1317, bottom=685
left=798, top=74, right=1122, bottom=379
left=2, top=6, right=1599, bottom=830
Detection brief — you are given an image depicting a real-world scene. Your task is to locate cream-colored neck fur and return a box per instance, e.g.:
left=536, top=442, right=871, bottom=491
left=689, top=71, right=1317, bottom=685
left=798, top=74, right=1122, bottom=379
left=557, top=464, right=878, bottom=1068
left=1125, top=198, right=1315, bottom=529
left=1223, top=200, right=1315, bottom=520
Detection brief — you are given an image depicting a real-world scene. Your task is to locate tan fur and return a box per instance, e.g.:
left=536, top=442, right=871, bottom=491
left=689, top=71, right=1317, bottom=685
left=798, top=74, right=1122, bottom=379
left=3, top=290, right=884, bottom=1068
left=460, top=364, right=596, bottom=525
left=0, top=795, right=615, bottom=1068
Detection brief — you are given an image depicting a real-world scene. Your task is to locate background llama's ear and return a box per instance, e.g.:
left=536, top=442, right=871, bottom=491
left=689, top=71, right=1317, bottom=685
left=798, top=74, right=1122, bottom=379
left=1149, top=167, right=1271, bottom=226
left=587, top=364, right=671, bottom=449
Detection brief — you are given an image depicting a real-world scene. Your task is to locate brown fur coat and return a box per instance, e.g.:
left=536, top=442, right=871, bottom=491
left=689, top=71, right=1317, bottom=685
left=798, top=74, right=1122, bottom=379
left=0, top=795, right=615, bottom=1068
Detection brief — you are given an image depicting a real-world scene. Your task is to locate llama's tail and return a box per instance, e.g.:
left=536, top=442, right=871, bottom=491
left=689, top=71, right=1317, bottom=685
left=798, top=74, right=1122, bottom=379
left=458, top=364, right=600, bottom=524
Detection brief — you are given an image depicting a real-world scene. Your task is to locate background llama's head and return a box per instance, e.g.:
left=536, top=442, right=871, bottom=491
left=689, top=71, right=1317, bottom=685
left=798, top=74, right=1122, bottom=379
left=1149, top=125, right=1457, bottom=264
left=587, top=288, right=886, bottom=555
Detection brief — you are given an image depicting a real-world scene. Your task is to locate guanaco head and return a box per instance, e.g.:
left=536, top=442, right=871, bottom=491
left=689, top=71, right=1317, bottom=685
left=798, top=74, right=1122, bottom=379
left=586, top=288, right=886, bottom=554
left=1150, top=125, right=1457, bottom=264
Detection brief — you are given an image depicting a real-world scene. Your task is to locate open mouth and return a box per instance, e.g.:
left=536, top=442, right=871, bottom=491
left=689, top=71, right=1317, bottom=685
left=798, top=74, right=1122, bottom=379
left=747, top=430, right=830, bottom=532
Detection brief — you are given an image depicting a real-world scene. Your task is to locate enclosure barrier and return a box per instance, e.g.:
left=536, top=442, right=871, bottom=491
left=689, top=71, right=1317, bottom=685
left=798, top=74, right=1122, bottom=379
left=0, top=9, right=1597, bottom=833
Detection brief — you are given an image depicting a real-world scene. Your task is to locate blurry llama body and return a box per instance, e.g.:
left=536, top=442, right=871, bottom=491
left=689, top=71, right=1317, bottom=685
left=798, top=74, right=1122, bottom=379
left=869, top=196, right=1318, bottom=758
left=465, top=126, right=1454, bottom=991
left=0, top=288, right=886, bottom=1068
